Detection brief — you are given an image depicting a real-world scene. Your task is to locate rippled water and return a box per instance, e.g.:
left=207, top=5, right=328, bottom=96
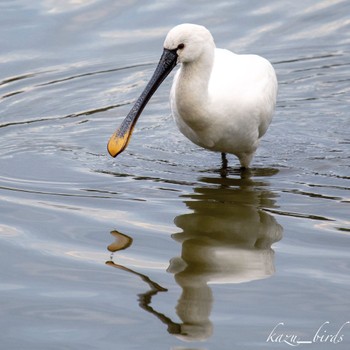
left=1, top=1, right=349, bottom=349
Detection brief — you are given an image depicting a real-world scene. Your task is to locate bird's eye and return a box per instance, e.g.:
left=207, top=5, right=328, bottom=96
left=177, top=43, right=185, bottom=50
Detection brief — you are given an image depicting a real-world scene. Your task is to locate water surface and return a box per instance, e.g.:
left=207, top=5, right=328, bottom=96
left=0, top=1, right=349, bottom=349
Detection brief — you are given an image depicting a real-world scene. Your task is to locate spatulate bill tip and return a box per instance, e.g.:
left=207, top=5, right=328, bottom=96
left=107, top=130, right=130, bottom=158
left=107, top=127, right=133, bottom=158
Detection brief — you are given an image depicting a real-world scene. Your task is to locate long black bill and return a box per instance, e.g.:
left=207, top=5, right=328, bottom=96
left=107, top=48, right=178, bottom=157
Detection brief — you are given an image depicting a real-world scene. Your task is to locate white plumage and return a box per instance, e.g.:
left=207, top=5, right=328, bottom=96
left=108, top=23, right=278, bottom=169
left=166, top=24, right=278, bottom=168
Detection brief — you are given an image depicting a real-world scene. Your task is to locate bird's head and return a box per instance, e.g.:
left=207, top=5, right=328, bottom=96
left=163, top=23, right=215, bottom=64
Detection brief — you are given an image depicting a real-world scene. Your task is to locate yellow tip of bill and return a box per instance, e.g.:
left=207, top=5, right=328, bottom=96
left=107, top=127, right=133, bottom=157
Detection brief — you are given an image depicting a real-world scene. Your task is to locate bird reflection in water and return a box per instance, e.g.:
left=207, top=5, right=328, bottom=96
left=106, top=170, right=283, bottom=341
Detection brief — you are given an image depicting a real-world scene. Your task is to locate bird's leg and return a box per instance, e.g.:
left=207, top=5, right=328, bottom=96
left=220, top=152, right=228, bottom=178
left=221, top=152, right=228, bottom=168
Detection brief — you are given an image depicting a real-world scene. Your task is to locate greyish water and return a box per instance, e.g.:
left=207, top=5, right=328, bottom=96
left=0, top=1, right=349, bottom=349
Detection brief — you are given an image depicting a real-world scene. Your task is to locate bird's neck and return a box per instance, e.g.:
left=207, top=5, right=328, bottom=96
left=175, top=49, right=215, bottom=129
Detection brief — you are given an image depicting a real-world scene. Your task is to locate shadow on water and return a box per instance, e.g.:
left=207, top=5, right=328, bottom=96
left=106, top=170, right=283, bottom=341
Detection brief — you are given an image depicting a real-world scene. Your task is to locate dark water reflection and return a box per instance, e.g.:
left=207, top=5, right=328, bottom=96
left=108, top=173, right=283, bottom=341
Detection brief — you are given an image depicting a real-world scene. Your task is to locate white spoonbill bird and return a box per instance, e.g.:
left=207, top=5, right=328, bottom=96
left=107, top=23, right=278, bottom=169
